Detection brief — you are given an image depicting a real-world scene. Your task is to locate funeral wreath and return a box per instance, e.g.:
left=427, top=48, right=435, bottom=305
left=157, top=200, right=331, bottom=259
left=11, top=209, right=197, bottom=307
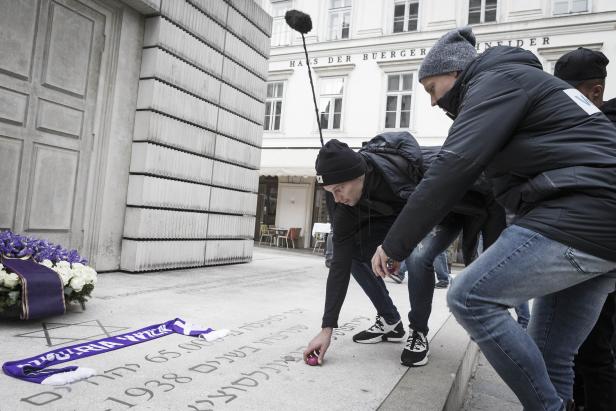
left=0, top=230, right=97, bottom=314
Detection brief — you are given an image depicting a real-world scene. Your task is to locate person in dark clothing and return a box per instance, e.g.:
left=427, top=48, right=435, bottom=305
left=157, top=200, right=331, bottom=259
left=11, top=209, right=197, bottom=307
left=370, top=27, right=616, bottom=411
left=302, top=135, right=504, bottom=368
left=554, top=47, right=616, bottom=411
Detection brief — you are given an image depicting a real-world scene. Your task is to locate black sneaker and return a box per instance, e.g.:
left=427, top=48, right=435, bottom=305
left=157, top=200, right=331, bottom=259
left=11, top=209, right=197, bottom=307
left=401, top=328, right=429, bottom=367
left=352, top=316, right=405, bottom=344
left=390, top=271, right=405, bottom=284
left=435, top=280, right=449, bottom=289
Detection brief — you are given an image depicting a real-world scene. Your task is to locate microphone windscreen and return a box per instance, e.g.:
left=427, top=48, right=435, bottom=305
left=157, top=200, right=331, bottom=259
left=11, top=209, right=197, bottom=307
left=285, top=9, right=312, bottom=34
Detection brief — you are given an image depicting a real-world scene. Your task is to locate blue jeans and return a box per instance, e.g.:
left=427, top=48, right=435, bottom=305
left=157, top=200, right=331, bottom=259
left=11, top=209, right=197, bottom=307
left=447, top=225, right=616, bottom=410
left=515, top=302, right=531, bottom=329
left=350, top=260, right=401, bottom=325
left=399, top=251, right=450, bottom=282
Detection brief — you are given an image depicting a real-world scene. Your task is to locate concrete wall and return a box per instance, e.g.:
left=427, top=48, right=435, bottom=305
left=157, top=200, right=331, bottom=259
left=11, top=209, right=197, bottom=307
left=120, top=0, right=272, bottom=272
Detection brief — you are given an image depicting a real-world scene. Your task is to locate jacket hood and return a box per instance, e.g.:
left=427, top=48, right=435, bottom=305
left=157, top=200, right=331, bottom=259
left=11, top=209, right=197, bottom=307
left=601, top=97, right=616, bottom=123
left=438, top=46, right=543, bottom=117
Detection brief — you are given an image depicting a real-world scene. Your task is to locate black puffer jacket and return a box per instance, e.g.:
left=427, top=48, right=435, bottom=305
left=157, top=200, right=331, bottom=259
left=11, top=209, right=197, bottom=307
left=382, top=46, right=616, bottom=262
left=602, top=98, right=616, bottom=123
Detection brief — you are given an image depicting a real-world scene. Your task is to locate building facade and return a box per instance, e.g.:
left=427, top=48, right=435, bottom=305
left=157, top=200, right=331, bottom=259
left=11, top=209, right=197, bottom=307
left=256, top=0, right=616, bottom=249
left=0, top=0, right=271, bottom=272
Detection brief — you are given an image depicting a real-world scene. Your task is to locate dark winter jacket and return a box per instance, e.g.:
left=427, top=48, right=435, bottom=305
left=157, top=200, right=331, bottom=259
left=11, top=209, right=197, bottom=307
left=382, top=46, right=616, bottom=264
left=602, top=98, right=616, bottom=124
left=321, top=132, right=505, bottom=328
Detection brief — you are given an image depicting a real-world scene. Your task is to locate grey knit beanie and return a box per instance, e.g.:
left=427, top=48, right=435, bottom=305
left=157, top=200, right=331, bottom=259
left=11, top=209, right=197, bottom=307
left=418, top=26, right=477, bottom=81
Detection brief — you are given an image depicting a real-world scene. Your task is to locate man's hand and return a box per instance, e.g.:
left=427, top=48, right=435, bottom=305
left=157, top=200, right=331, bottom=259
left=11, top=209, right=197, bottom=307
left=303, top=327, right=333, bottom=365
left=372, top=245, right=399, bottom=278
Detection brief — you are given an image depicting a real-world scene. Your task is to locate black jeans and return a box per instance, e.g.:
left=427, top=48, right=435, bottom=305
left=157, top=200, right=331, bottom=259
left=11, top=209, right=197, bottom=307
left=573, top=290, right=616, bottom=411
left=350, top=260, right=401, bottom=325
left=406, top=217, right=463, bottom=333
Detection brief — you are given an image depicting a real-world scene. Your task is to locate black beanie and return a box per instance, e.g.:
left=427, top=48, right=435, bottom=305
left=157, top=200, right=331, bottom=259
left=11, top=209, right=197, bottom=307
left=315, top=139, right=366, bottom=185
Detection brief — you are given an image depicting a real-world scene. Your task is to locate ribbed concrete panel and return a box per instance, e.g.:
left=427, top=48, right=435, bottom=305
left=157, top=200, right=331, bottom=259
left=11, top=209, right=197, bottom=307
left=225, top=33, right=268, bottom=79
left=137, top=79, right=219, bottom=129
left=214, top=135, right=261, bottom=169
left=121, top=239, right=207, bottom=272
left=127, top=175, right=212, bottom=211
left=121, top=0, right=271, bottom=272
left=217, top=109, right=263, bottom=147
left=211, top=161, right=259, bottom=192
left=204, top=239, right=253, bottom=265
left=129, top=142, right=214, bottom=184
left=133, top=111, right=216, bottom=156
left=208, top=188, right=257, bottom=216
left=220, top=83, right=264, bottom=124
left=124, top=208, right=209, bottom=239
left=143, top=18, right=224, bottom=76
left=141, top=47, right=222, bottom=104
left=206, top=214, right=255, bottom=239
left=223, top=58, right=266, bottom=102
left=225, top=6, right=270, bottom=57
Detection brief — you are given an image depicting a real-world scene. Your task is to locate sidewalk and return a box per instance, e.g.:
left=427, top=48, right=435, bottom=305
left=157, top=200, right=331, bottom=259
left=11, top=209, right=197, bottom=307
left=0, top=247, right=475, bottom=410
left=462, top=353, right=521, bottom=411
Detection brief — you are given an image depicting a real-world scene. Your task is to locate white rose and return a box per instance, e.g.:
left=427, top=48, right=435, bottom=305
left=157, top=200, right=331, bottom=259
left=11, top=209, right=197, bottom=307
left=52, top=266, right=72, bottom=286
left=3, top=273, right=20, bottom=289
left=82, top=266, right=97, bottom=283
left=40, top=260, right=53, bottom=268
left=72, top=263, right=85, bottom=270
left=70, top=276, right=86, bottom=292
left=0, top=270, right=8, bottom=287
left=56, top=261, right=71, bottom=269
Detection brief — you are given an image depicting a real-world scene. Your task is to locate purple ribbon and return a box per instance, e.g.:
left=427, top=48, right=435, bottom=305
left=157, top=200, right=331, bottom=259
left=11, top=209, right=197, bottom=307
left=1, top=257, right=65, bottom=320
left=2, top=318, right=216, bottom=384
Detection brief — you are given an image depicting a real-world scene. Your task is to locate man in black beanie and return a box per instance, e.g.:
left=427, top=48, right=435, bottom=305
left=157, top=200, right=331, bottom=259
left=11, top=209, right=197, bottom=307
left=370, top=26, right=616, bottom=411
left=555, top=47, right=616, bottom=411
left=304, top=138, right=407, bottom=366
left=303, top=135, right=504, bottom=368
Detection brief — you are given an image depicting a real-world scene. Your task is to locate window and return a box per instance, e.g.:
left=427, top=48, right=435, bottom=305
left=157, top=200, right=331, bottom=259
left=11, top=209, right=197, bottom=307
left=327, top=0, right=352, bottom=40
left=468, top=0, right=497, bottom=24
left=385, top=73, right=413, bottom=129
left=264, top=82, right=284, bottom=131
left=393, top=0, right=419, bottom=33
left=553, top=0, right=588, bottom=14
left=271, top=1, right=292, bottom=46
left=319, top=77, right=344, bottom=130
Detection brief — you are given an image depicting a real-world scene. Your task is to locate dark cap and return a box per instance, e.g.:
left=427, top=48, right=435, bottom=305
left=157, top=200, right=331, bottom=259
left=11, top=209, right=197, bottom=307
left=554, top=47, right=609, bottom=86
left=315, top=139, right=366, bottom=186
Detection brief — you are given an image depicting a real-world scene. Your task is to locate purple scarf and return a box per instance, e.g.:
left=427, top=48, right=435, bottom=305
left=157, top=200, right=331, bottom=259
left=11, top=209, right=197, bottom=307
left=1, top=257, right=65, bottom=320
left=2, top=318, right=227, bottom=385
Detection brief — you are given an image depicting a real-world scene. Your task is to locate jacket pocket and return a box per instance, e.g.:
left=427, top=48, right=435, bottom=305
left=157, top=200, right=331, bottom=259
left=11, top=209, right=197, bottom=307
left=565, top=247, right=616, bottom=275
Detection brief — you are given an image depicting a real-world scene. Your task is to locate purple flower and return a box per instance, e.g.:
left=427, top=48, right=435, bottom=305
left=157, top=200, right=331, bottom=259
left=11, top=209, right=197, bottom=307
left=0, top=230, right=87, bottom=265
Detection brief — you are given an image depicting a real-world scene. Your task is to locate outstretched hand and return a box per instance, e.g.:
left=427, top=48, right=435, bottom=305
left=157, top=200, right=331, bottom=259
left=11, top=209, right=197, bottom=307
left=372, top=245, right=399, bottom=278
left=303, top=328, right=332, bottom=365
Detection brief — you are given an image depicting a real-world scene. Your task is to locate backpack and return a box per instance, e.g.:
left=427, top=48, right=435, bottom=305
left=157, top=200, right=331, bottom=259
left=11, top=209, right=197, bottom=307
left=359, top=131, right=425, bottom=199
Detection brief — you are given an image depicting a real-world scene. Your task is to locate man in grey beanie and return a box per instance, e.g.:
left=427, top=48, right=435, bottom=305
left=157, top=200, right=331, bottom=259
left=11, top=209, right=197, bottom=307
left=371, top=26, right=616, bottom=411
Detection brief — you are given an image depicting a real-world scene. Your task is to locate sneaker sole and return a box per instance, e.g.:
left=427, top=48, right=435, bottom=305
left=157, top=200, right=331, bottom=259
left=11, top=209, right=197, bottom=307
left=353, top=334, right=406, bottom=344
left=401, top=351, right=430, bottom=367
